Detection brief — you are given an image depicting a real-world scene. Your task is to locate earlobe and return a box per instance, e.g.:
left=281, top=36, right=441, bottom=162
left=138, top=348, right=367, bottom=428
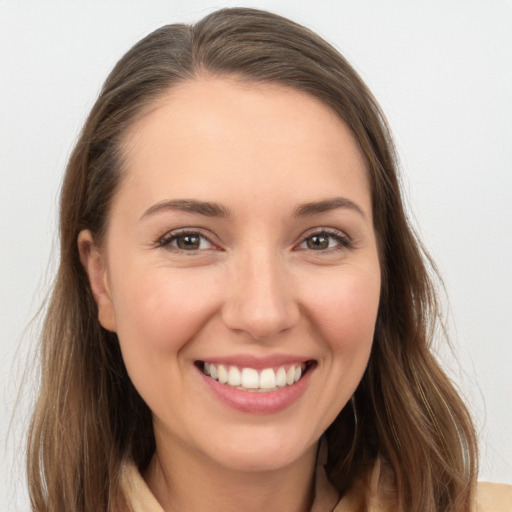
left=77, top=230, right=117, bottom=332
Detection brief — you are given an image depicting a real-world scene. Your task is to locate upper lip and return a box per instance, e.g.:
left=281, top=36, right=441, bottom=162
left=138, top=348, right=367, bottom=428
left=197, top=354, right=313, bottom=369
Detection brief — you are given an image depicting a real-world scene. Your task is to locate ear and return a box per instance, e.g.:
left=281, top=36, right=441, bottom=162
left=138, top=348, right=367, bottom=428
left=77, top=230, right=117, bottom=332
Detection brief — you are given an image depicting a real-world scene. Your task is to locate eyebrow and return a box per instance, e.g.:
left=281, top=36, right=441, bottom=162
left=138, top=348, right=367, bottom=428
left=294, top=197, right=366, bottom=219
left=140, top=199, right=231, bottom=220
left=140, top=196, right=366, bottom=221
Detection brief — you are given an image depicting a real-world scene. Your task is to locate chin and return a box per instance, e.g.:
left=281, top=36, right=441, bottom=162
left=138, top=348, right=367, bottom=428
left=203, top=429, right=317, bottom=473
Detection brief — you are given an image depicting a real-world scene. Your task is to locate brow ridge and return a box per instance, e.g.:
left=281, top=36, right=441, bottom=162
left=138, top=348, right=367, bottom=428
left=294, top=197, right=366, bottom=218
left=141, top=199, right=230, bottom=219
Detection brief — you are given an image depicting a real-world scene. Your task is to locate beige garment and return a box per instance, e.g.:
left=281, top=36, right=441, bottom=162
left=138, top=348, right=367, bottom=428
left=330, top=458, right=512, bottom=512
left=120, top=461, right=338, bottom=512
left=121, top=459, right=511, bottom=512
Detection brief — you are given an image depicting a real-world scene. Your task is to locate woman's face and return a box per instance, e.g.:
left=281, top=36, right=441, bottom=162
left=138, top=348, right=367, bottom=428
left=80, top=77, right=381, bottom=473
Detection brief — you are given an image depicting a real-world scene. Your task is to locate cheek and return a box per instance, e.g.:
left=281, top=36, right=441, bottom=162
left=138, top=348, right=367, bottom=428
left=109, top=266, right=225, bottom=416
left=111, top=266, right=222, bottom=356
left=304, top=266, right=381, bottom=356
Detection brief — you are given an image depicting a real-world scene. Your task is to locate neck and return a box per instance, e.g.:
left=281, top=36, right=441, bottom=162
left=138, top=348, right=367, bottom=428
left=144, top=437, right=318, bottom=512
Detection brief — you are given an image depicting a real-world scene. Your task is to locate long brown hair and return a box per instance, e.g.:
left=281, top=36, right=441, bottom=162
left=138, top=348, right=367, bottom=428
left=27, top=8, right=477, bottom=512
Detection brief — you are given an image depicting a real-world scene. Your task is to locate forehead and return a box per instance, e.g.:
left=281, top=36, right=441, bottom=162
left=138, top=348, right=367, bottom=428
left=116, top=76, right=370, bottom=216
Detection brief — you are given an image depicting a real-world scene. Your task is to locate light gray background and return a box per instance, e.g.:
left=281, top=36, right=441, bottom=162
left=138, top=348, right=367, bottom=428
left=1, top=1, right=511, bottom=509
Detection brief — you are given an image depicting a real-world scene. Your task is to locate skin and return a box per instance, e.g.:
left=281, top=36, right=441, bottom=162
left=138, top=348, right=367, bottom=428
left=79, top=77, right=381, bottom=512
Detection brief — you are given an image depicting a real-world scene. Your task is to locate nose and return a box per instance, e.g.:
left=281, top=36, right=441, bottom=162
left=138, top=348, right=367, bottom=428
left=221, top=248, right=300, bottom=341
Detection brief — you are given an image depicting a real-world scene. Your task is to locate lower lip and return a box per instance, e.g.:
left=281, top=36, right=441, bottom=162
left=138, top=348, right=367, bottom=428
left=198, top=366, right=313, bottom=414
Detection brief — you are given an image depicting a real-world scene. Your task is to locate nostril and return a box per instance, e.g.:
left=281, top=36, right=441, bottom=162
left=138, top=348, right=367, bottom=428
left=220, top=299, right=300, bottom=340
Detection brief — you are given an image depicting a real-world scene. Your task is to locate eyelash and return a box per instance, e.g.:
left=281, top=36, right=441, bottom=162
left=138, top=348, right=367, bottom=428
left=296, top=229, right=352, bottom=253
left=156, top=229, right=215, bottom=252
left=155, top=228, right=352, bottom=253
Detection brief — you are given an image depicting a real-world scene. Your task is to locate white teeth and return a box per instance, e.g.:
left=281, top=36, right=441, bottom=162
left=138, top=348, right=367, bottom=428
left=276, top=367, right=287, bottom=387
left=286, top=366, right=295, bottom=385
left=241, top=368, right=259, bottom=389
left=259, top=368, right=276, bottom=389
left=203, top=362, right=308, bottom=391
left=228, top=366, right=241, bottom=386
left=217, top=364, right=228, bottom=384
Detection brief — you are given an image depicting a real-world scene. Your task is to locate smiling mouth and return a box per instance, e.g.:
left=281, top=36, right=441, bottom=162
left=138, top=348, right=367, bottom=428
left=197, top=361, right=314, bottom=392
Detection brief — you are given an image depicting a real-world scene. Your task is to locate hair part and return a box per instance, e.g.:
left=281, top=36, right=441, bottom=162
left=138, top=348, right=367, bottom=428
left=27, top=8, right=477, bottom=512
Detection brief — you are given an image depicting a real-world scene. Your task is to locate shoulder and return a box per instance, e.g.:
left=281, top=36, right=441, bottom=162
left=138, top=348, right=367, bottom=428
left=331, top=459, right=512, bottom=512
left=476, top=481, right=512, bottom=512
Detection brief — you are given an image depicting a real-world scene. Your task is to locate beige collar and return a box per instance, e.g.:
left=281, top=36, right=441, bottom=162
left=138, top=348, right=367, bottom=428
left=120, top=457, right=511, bottom=512
left=121, top=459, right=341, bottom=512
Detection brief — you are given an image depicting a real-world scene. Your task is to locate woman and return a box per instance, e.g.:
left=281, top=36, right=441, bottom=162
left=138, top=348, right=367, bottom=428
left=26, top=7, right=509, bottom=512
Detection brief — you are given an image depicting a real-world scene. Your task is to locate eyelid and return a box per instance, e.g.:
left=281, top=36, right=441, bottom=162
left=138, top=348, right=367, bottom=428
left=155, top=227, right=220, bottom=251
left=294, top=227, right=352, bottom=251
left=154, top=226, right=352, bottom=252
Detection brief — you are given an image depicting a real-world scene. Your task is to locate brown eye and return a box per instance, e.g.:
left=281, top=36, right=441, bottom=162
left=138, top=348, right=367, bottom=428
left=176, top=234, right=201, bottom=250
left=298, top=230, right=351, bottom=252
left=158, top=231, right=214, bottom=251
left=306, top=234, right=330, bottom=250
